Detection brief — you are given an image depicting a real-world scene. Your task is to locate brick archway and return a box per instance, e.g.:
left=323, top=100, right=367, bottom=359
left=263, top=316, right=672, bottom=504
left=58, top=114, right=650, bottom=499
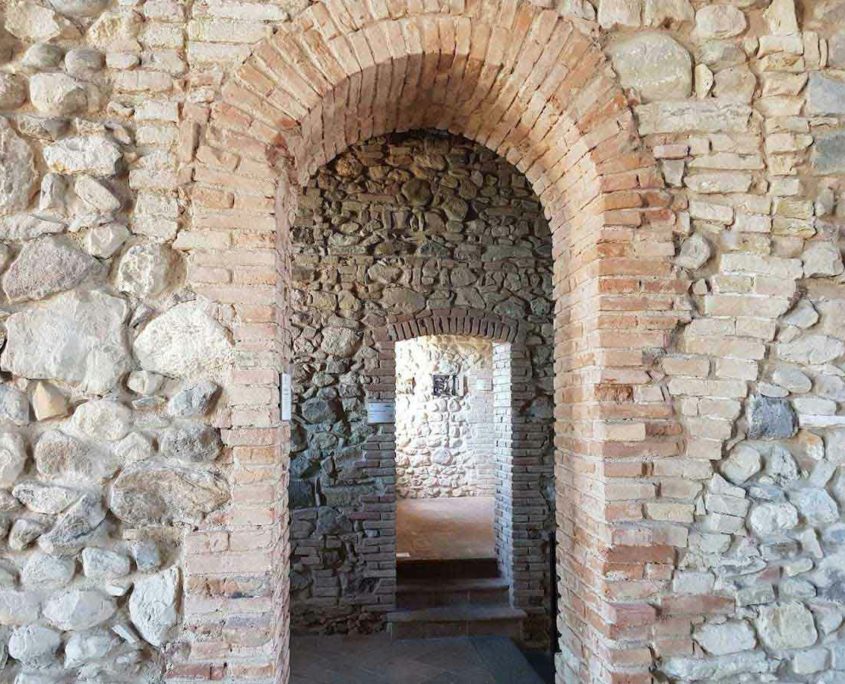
left=178, top=2, right=686, bottom=683
left=368, top=308, right=547, bottom=638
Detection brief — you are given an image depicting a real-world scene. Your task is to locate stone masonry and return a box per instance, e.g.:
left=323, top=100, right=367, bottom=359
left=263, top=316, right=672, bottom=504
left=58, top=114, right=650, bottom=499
left=288, top=131, right=554, bottom=643
left=0, top=0, right=841, bottom=683
left=395, top=335, right=496, bottom=499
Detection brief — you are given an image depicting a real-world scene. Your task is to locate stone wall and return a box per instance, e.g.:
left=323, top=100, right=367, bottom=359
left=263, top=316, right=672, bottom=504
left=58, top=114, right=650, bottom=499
left=0, top=0, right=842, bottom=681
left=288, top=130, right=555, bottom=636
left=395, top=335, right=496, bottom=499
left=592, top=1, right=845, bottom=680
left=0, top=0, right=245, bottom=680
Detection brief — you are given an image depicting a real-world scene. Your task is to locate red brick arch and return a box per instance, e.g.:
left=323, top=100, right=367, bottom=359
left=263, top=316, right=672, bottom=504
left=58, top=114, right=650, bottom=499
left=378, top=307, right=525, bottom=345
left=177, top=2, right=687, bottom=683
left=368, top=307, right=545, bottom=640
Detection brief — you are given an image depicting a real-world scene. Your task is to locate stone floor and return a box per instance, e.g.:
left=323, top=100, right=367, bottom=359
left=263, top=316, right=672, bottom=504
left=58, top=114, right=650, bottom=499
left=397, top=496, right=496, bottom=561
left=290, top=634, right=550, bottom=684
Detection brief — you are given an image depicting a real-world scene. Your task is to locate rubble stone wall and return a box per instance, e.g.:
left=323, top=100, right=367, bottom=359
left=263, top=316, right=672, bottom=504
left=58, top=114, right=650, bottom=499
left=395, top=335, right=497, bottom=500
left=0, top=0, right=842, bottom=682
left=288, top=131, right=555, bottom=638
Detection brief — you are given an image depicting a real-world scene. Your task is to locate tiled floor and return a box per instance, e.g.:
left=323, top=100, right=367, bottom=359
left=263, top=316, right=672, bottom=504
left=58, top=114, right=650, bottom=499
left=397, top=496, right=496, bottom=561
left=290, top=634, right=549, bottom=684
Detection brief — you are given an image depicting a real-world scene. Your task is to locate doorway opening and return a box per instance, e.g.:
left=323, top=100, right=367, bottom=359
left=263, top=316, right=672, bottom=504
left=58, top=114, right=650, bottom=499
left=395, top=335, right=496, bottom=562
left=287, top=130, right=555, bottom=648
left=391, top=334, right=525, bottom=638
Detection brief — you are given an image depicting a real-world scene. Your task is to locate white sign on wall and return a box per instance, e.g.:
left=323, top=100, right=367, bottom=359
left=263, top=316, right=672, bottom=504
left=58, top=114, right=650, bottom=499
left=367, top=400, right=395, bottom=424
left=280, top=371, right=292, bottom=422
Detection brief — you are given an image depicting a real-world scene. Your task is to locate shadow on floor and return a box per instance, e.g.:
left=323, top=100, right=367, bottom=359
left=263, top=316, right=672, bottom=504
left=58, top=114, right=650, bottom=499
left=522, top=650, right=556, bottom=683
left=290, top=634, right=553, bottom=684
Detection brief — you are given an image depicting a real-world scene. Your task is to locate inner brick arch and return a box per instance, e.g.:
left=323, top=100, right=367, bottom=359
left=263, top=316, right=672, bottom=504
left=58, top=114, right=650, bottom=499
left=368, top=308, right=549, bottom=635
left=178, top=2, right=687, bottom=683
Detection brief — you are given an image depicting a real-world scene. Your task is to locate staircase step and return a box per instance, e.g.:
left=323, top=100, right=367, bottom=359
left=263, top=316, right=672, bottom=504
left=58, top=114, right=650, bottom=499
left=387, top=604, right=525, bottom=640
left=396, top=577, right=510, bottom=609
left=397, top=557, right=499, bottom=581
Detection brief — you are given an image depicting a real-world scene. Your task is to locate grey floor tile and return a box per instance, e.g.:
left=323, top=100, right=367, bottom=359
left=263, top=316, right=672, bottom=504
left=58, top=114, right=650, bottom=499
left=291, top=634, right=547, bottom=684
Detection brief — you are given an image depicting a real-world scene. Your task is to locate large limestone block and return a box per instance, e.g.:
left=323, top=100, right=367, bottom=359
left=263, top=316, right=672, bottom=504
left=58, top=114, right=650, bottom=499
left=695, top=4, right=747, bottom=39
left=382, top=287, right=426, bottom=314
left=0, top=214, right=64, bottom=240
left=34, top=431, right=119, bottom=484
left=87, top=9, right=141, bottom=49
left=20, top=553, right=75, bottom=589
left=4, top=0, right=79, bottom=41
left=803, top=241, right=844, bottom=277
left=166, top=381, right=219, bottom=417
left=8, top=625, right=61, bottom=666
left=779, top=335, right=845, bottom=365
left=756, top=602, right=818, bottom=650
left=129, top=567, right=178, bottom=646
left=29, top=73, right=89, bottom=117
left=748, top=502, right=799, bottom=536
left=133, top=302, right=233, bottom=379
left=48, top=0, right=109, bottom=18
left=81, top=548, right=130, bottom=579
left=13, top=480, right=78, bottom=514
left=43, top=589, right=115, bottom=631
left=159, top=422, right=222, bottom=462
left=721, top=444, right=761, bottom=484
left=636, top=100, right=751, bottom=134
left=0, top=73, right=26, bottom=110
left=84, top=222, right=129, bottom=258
left=764, top=0, right=799, bottom=35
left=661, top=652, right=768, bottom=680
left=64, top=629, right=118, bottom=669
left=43, top=136, right=122, bottom=177
left=320, top=326, right=359, bottom=357
left=2, top=237, right=99, bottom=302
left=643, top=0, right=693, bottom=26
left=115, top=242, right=176, bottom=298
left=694, top=620, right=756, bottom=655
left=0, top=386, right=29, bottom=425
left=789, top=488, right=839, bottom=525
left=70, top=399, right=131, bottom=442
left=2, top=289, right=130, bottom=395
left=597, top=0, right=640, bottom=28
left=38, top=494, right=106, bottom=555
left=608, top=32, right=692, bottom=101
left=74, top=175, right=120, bottom=213
left=0, top=432, right=26, bottom=487
left=109, top=460, right=229, bottom=525
left=0, top=590, right=40, bottom=625
left=713, top=66, right=756, bottom=103
left=0, top=119, right=38, bottom=216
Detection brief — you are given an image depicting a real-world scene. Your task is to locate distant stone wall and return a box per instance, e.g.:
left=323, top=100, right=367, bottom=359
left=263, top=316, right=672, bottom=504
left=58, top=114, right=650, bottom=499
left=0, top=0, right=844, bottom=681
left=288, top=131, right=555, bottom=636
left=395, top=335, right=496, bottom=499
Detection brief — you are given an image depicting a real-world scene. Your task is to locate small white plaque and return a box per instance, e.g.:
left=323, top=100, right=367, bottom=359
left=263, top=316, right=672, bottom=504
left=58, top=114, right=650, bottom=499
left=367, top=400, right=395, bottom=424
left=280, top=372, right=292, bottom=422
left=474, top=378, right=493, bottom=391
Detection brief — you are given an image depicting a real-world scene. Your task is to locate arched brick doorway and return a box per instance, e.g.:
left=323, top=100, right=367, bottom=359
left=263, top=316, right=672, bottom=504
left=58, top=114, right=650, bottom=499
left=369, top=308, right=550, bottom=640
left=176, top=3, right=686, bottom=682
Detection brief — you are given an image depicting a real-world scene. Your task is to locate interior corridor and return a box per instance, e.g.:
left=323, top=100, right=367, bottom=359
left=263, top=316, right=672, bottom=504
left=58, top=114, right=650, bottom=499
left=396, top=497, right=496, bottom=561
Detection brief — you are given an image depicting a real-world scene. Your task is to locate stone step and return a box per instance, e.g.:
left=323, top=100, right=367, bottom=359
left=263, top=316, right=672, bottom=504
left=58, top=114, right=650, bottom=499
left=396, top=576, right=510, bottom=609
left=387, top=604, right=526, bottom=640
left=397, top=556, right=499, bottom=581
